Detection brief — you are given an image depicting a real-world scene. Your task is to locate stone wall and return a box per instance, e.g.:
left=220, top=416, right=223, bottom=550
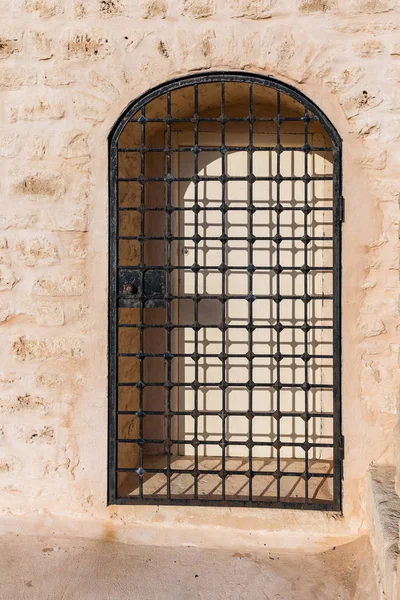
left=0, top=0, right=399, bottom=543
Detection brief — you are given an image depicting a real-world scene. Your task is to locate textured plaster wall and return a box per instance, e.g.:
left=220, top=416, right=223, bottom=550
left=0, top=0, right=399, bottom=543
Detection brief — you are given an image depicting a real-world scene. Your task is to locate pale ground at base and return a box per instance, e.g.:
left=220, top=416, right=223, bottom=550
left=0, top=532, right=377, bottom=600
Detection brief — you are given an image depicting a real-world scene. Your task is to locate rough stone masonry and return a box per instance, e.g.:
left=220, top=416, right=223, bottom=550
left=0, top=0, right=399, bottom=577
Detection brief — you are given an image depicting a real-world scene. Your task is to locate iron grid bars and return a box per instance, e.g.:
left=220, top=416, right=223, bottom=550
left=108, top=72, right=343, bottom=511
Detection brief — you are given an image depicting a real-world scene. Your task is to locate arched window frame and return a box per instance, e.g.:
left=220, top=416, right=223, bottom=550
left=108, top=71, right=343, bottom=511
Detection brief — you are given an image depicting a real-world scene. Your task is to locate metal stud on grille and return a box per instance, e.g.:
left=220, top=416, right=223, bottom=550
left=108, top=72, right=343, bottom=510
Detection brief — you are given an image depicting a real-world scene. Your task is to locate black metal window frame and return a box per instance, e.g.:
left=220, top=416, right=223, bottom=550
left=108, top=71, right=343, bottom=511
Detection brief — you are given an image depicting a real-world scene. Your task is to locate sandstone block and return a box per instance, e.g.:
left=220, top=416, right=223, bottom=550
left=35, top=301, right=64, bottom=326
left=33, top=274, right=85, bottom=296
left=58, top=131, right=89, bottom=159
left=390, top=42, right=400, bottom=55
left=140, top=0, right=167, bottom=18
left=360, top=149, right=387, bottom=171
left=12, top=335, right=83, bottom=360
left=0, top=33, right=22, bottom=59
left=99, top=0, right=125, bottom=16
left=0, top=66, right=37, bottom=90
left=381, top=394, right=397, bottom=415
left=25, top=31, right=54, bottom=60
left=72, top=92, right=109, bottom=122
left=327, top=65, right=365, bottom=93
left=0, top=302, right=12, bottom=324
left=266, top=33, right=319, bottom=83
left=359, top=317, right=387, bottom=338
left=122, top=31, right=152, bottom=54
left=22, top=0, right=64, bottom=18
left=25, top=137, right=47, bottom=160
left=351, top=120, right=380, bottom=139
left=35, top=371, right=63, bottom=387
left=15, top=238, right=59, bottom=267
left=65, top=238, right=88, bottom=259
left=63, top=33, right=111, bottom=60
left=0, top=393, right=49, bottom=414
left=227, top=0, right=277, bottom=18
left=73, top=0, right=86, bottom=18
left=335, top=19, right=398, bottom=33
left=44, top=67, right=75, bottom=87
left=371, top=179, right=399, bottom=203
left=180, top=0, right=216, bottom=18
left=88, top=70, right=120, bottom=101
left=41, top=205, right=88, bottom=232
left=7, top=99, right=65, bottom=122
left=21, top=425, right=55, bottom=444
left=11, top=169, right=65, bottom=199
left=390, top=344, right=400, bottom=362
left=0, top=373, right=20, bottom=387
left=74, top=303, right=91, bottom=322
left=0, top=265, right=17, bottom=291
left=342, top=0, right=396, bottom=13
left=353, top=39, right=385, bottom=57
left=0, top=207, right=39, bottom=230
left=70, top=177, right=91, bottom=205
left=297, top=0, right=338, bottom=11
left=0, top=133, right=21, bottom=158
left=0, top=455, right=21, bottom=473
left=386, top=64, right=400, bottom=86
left=340, top=88, right=382, bottom=119
left=174, top=28, right=216, bottom=69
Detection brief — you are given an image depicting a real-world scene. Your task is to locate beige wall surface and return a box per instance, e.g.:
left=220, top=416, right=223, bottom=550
left=0, top=0, right=399, bottom=545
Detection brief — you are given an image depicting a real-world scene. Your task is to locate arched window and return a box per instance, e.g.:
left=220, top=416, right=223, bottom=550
left=108, top=72, right=343, bottom=510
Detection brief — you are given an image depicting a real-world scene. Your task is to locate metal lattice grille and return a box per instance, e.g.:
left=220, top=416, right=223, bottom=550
left=108, top=72, right=342, bottom=510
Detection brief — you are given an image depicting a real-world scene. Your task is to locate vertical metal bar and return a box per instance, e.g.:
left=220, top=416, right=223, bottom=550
left=138, top=105, right=146, bottom=499
left=193, top=84, right=199, bottom=500
left=275, top=90, right=281, bottom=503
left=333, top=138, right=343, bottom=509
left=248, top=83, right=254, bottom=502
left=166, top=92, right=172, bottom=500
left=303, top=107, right=310, bottom=503
left=108, top=135, right=118, bottom=503
left=221, top=81, right=227, bottom=500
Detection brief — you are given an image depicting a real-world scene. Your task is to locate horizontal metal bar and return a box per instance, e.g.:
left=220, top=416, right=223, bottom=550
left=117, top=264, right=332, bottom=270
left=117, top=439, right=334, bottom=449
left=117, top=323, right=334, bottom=330
left=126, top=115, right=319, bottom=124
left=117, top=383, right=334, bottom=389
left=116, top=291, right=332, bottom=298
left=116, top=468, right=334, bottom=478
left=118, top=235, right=333, bottom=241
left=118, top=146, right=333, bottom=153
left=118, top=206, right=333, bottom=212
left=117, top=352, right=333, bottom=359
left=118, top=410, right=334, bottom=418
left=118, top=175, right=333, bottom=183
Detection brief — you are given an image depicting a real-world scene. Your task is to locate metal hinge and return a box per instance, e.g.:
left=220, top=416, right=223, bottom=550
left=339, top=435, right=345, bottom=480
left=339, top=196, right=345, bottom=223
left=338, top=435, right=345, bottom=460
left=334, top=196, right=344, bottom=225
